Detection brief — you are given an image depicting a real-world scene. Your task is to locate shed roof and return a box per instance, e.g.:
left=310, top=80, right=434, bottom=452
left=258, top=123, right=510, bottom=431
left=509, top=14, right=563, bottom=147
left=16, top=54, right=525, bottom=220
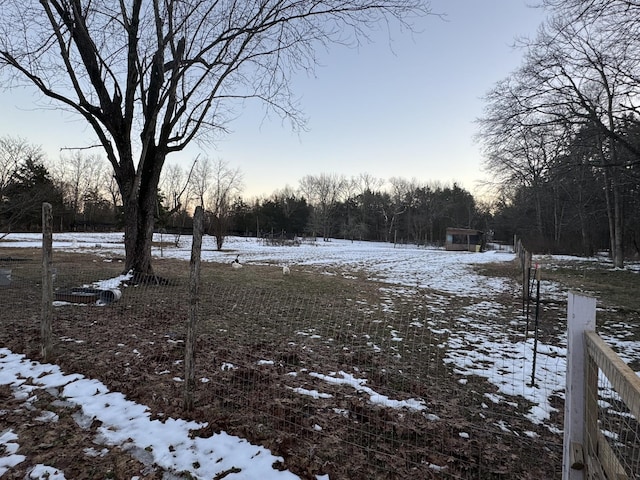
left=445, top=227, right=483, bottom=235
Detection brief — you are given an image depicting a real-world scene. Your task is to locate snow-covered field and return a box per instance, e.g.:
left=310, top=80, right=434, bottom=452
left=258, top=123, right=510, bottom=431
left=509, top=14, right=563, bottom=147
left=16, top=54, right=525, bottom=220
left=0, top=232, right=514, bottom=297
left=1, top=232, right=638, bottom=479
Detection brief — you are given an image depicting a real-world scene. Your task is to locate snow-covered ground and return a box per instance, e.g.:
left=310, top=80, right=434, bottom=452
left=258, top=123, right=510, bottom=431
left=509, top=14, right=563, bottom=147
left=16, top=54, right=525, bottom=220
left=0, top=232, right=513, bottom=297
left=1, top=232, right=638, bottom=479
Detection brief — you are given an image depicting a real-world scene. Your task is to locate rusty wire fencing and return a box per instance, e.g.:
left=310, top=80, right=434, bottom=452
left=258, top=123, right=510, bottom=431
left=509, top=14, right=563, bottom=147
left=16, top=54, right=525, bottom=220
left=0, top=242, right=566, bottom=479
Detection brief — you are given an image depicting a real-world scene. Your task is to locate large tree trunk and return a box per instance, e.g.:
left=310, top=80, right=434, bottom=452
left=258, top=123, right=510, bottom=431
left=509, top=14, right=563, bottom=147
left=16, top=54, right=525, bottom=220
left=123, top=193, right=156, bottom=274
left=602, top=170, right=625, bottom=269
left=605, top=113, right=625, bottom=269
left=597, top=135, right=624, bottom=268
left=120, top=147, right=166, bottom=275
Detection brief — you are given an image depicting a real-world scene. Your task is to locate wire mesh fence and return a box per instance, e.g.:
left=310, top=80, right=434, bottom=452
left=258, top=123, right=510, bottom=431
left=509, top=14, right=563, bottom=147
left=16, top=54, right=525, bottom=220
left=582, top=330, right=640, bottom=479
left=0, top=243, right=568, bottom=479
left=594, top=369, right=640, bottom=477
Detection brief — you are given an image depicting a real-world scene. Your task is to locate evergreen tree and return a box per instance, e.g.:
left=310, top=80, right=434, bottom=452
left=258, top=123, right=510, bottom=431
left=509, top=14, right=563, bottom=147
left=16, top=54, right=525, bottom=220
left=2, top=158, right=66, bottom=232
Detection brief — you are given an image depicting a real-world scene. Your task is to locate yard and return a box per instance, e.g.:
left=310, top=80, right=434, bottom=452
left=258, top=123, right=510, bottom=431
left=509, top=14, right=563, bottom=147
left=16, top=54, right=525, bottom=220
left=1, top=234, right=639, bottom=479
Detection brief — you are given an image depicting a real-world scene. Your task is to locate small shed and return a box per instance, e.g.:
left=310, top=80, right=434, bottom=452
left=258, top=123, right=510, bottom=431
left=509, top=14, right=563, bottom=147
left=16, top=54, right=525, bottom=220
left=445, top=228, right=484, bottom=252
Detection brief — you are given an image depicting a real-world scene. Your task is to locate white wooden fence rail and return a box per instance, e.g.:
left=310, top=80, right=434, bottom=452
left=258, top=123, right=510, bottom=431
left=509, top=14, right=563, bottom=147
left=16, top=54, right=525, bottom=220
left=563, top=292, right=640, bottom=480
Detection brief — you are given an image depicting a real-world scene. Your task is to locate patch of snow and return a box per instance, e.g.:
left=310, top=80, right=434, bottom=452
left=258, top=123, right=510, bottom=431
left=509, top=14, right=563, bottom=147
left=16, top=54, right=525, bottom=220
left=309, top=370, right=427, bottom=411
left=288, top=387, right=333, bottom=399
left=0, top=348, right=300, bottom=479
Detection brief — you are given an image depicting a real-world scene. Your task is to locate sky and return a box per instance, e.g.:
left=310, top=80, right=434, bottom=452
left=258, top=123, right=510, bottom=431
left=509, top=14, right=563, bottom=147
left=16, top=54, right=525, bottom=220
left=0, top=1, right=548, bottom=199
left=1, top=232, right=639, bottom=478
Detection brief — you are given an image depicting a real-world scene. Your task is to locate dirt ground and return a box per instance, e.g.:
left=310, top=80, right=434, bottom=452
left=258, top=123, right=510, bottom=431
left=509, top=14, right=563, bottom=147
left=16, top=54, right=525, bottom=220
left=6, top=248, right=628, bottom=479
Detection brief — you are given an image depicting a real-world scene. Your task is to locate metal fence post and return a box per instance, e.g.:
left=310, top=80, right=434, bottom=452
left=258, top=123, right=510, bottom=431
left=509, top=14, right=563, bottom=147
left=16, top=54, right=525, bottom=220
left=562, top=292, right=597, bottom=480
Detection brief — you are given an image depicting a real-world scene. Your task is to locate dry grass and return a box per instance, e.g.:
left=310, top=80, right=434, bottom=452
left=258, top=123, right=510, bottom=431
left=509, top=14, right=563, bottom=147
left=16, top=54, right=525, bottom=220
left=5, top=248, right=638, bottom=478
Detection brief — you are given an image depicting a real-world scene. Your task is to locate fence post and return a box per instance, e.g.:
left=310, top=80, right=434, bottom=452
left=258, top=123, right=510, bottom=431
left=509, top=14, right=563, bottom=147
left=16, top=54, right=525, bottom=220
left=521, top=249, right=531, bottom=314
left=41, top=202, right=53, bottom=362
left=562, top=292, right=597, bottom=480
left=184, top=205, right=203, bottom=411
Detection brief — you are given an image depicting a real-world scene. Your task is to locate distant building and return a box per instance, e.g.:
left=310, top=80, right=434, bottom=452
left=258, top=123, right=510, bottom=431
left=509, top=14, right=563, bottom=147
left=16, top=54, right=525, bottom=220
left=445, top=228, right=484, bottom=252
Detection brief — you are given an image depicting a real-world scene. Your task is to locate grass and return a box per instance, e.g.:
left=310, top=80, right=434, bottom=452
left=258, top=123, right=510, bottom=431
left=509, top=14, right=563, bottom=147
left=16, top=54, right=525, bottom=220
left=2, top=246, right=639, bottom=478
left=475, top=256, right=640, bottom=311
left=542, top=262, right=640, bottom=311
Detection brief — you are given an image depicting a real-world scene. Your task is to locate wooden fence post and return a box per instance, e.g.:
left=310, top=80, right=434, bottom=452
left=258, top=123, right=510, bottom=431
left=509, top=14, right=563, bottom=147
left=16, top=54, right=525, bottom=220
left=562, top=292, right=597, bottom=480
left=184, top=205, right=203, bottom=411
left=41, top=202, right=53, bottom=362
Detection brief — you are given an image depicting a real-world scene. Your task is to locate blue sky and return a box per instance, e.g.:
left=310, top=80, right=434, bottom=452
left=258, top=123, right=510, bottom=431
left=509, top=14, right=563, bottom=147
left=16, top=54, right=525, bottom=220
left=0, top=1, right=547, bottom=199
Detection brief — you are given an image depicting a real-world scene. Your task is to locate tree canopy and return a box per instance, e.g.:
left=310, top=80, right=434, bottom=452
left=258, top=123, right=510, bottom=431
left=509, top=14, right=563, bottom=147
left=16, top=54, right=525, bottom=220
left=0, top=0, right=428, bottom=274
left=478, top=0, right=640, bottom=264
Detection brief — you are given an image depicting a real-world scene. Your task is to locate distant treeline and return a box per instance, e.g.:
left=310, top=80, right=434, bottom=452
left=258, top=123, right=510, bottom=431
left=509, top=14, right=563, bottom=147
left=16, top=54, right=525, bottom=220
left=2, top=132, right=639, bottom=259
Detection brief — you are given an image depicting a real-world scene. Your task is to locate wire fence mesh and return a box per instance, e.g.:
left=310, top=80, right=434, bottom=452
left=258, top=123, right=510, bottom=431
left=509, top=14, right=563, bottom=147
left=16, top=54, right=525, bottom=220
left=1, top=242, right=571, bottom=479
left=583, top=335, right=640, bottom=479
left=595, top=369, right=640, bottom=477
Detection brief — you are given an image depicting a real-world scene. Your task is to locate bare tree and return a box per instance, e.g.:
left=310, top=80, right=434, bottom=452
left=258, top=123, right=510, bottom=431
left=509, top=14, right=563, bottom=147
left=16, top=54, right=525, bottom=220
left=105, top=175, right=122, bottom=217
left=0, top=136, right=41, bottom=195
left=188, top=157, right=243, bottom=250
left=299, top=173, right=347, bottom=240
left=159, top=160, right=196, bottom=245
left=206, top=159, right=243, bottom=251
left=160, top=162, right=191, bottom=215
left=189, top=158, right=213, bottom=211
left=52, top=151, right=107, bottom=225
left=0, top=0, right=429, bottom=275
left=384, top=177, right=415, bottom=243
left=479, top=7, right=640, bottom=266
left=478, top=100, right=571, bottom=239
left=355, top=173, right=385, bottom=194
